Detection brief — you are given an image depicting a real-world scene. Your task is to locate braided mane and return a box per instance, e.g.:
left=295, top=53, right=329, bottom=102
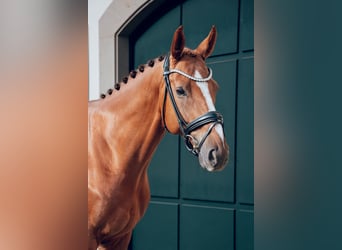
left=100, top=55, right=165, bottom=99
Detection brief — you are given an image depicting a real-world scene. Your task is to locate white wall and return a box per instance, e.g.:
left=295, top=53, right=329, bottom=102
left=88, top=0, right=113, bottom=100
left=88, top=0, right=151, bottom=101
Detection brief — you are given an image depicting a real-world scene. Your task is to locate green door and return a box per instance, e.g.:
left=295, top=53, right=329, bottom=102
left=130, top=0, right=253, bottom=249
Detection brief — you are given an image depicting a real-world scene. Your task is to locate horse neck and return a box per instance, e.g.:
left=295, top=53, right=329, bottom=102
left=91, top=61, right=166, bottom=177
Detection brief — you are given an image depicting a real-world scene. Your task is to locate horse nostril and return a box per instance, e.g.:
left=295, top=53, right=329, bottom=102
left=208, top=148, right=218, bottom=166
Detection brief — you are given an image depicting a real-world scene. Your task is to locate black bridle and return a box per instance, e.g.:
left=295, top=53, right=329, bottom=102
left=162, top=54, right=224, bottom=156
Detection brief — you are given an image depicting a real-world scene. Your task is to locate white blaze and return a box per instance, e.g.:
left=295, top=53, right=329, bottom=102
left=194, top=70, right=225, bottom=142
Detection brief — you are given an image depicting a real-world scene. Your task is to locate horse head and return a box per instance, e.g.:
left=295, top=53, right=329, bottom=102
left=162, top=26, right=229, bottom=172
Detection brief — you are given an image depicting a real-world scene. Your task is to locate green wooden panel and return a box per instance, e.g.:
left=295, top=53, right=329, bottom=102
left=132, top=202, right=178, bottom=250
left=182, top=0, right=239, bottom=55
left=240, top=0, right=254, bottom=51
left=134, top=6, right=180, bottom=66
left=180, top=58, right=236, bottom=202
left=148, top=134, right=179, bottom=197
left=180, top=205, right=234, bottom=250
left=236, top=210, right=254, bottom=250
left=237, top=58, right=254, bottom=204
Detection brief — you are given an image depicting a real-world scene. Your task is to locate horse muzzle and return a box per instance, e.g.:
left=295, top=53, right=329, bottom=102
left=192, top=124, right=229, bottom=172
left=199, top=142, right=229, bottom=172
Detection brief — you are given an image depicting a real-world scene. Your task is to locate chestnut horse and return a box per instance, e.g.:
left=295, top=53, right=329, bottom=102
left=88, top=26, right=229, bottom=250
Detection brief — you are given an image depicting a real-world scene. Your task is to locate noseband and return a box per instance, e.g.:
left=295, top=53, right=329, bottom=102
left=162, top=54, right=224, bottom=156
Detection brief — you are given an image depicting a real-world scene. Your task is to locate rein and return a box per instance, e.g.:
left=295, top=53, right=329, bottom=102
left=162, top=54, right=224, bottom=156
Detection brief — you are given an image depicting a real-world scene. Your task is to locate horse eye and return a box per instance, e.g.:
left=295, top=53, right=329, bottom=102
left=176, top=87, right=186, bottom=96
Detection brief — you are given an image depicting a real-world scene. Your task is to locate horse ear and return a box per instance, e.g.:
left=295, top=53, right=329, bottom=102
left=171, top=26, right=185, bottom=61
left=195, top=26, right=217, bottom=59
